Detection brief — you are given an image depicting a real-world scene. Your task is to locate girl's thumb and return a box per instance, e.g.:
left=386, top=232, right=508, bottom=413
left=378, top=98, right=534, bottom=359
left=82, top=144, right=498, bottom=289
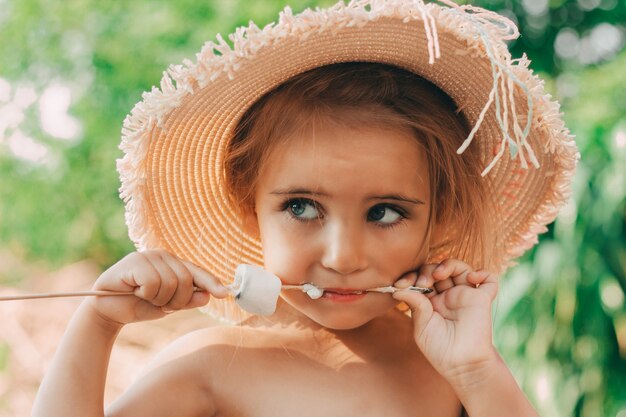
left=392, top=288, right=433, bottom=335
left=183, top=261, right=230, bottom=299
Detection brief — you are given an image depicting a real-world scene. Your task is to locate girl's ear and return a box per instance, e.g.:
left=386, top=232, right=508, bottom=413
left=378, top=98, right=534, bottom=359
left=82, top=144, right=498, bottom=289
left=241, top=206, right=260, bottom=239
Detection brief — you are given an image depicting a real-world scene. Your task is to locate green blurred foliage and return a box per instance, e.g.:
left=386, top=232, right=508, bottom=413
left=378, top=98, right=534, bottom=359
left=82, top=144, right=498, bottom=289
left=494, top=50, right=626, bottom=417
left=1, top=0, right=625, bottom=416
left=0, top=0, right=336, bottom=266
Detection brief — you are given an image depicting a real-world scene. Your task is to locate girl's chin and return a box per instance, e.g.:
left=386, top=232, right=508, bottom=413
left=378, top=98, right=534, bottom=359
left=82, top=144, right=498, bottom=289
left=316, top=319, right=372, bottom=331
left=299, top=307, right=381, bottom=330
left=275, top=294, right=396, bottom=330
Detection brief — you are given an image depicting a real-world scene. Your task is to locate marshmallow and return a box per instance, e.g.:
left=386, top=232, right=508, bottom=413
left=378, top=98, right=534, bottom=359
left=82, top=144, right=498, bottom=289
left=229, top=265, right=432, bottom=316
left=232, top=264, right=282, bottom=316
left=231, top=265, right=328, bottom=315
left=302, top=283, right=324, bottom=299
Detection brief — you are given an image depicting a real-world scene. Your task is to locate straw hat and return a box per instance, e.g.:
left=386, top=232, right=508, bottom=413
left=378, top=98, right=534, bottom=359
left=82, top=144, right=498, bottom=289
left=117, top=0, right=579, bottom=321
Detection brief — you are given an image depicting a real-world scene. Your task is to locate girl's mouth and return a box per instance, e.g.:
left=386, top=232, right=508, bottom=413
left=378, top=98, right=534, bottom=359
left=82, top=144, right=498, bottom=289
left=321, top=288, right=367, bottom=302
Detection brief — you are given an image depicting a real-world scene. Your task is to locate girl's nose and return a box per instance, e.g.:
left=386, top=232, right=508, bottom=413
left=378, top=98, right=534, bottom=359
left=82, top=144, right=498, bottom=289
left=320, top=221, right=368, bottom=275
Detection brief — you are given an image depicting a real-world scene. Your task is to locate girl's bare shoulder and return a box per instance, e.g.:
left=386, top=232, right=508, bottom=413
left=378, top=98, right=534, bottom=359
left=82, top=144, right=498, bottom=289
left=146, top=323, right=290, bottom=384
left=147, top=325, right=269, bottom=368
left=106, top=326, right=268, bottom=416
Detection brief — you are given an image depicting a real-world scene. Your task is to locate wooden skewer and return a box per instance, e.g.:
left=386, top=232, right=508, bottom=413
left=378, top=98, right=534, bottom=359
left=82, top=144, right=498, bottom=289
left=0, top=287, right=208, bottom=301
left=0, top=284, right=432, bottom=302
left=0, top=286, right=242, bottom=302
left=0, top=290, right=138, bottom=301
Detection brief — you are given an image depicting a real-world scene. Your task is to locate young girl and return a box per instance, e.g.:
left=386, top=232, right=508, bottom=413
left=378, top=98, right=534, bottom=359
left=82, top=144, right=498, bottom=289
left=32, top=1, right=578, bottom=416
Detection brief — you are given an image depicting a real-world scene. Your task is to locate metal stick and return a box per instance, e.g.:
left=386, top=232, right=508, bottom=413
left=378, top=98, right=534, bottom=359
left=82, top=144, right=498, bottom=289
left=282, top=284, right=433, bottom=294
left=367, top=286, right=433, bottom=294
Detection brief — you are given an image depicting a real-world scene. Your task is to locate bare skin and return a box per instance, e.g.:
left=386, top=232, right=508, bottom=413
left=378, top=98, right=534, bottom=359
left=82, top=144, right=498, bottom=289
left=32, top=124, right=539, bottom=417
left=107, top=301, right=463, bottom=417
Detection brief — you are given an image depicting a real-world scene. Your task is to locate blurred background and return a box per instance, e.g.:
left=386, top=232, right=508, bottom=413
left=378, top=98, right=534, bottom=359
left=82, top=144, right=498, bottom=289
left=0, top=0, right=624, bottom=415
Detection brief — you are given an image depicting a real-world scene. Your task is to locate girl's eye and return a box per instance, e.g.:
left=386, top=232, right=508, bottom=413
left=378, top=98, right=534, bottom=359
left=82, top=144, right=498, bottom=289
left=367, top=204, right=405, bottom=224
left=285, top=199, right=320, bottom=220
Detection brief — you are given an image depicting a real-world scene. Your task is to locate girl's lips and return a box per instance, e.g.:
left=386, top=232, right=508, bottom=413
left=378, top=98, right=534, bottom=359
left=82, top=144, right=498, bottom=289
left=321, top=289, right=367, bottom=302
left=323, top=288, right=366, bottom=294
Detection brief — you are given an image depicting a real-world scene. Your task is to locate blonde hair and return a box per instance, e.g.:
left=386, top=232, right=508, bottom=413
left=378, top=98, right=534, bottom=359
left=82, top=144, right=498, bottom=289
left=226, top=62, right=495, bottom=269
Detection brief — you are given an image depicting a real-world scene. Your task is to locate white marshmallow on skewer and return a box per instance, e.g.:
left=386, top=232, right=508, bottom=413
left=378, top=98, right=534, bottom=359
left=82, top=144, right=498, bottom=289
left=229, top=265, right=330, bottom=315
left=229, top=264, right=282, bottom=316
left=0, top=266, right=430, bottom=308
left=301, top=283, right=324, bottom=299
left=228, top=264, right=432, bottom=316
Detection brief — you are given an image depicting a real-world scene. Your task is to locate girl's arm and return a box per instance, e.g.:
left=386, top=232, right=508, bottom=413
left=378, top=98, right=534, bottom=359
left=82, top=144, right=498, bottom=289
left=392, top=259, right=539, bottom=417
left=31, top=250, right=228, bottom=417
left=31, top=301, right=122, bottom=417
left=448, top=351, right=539, bottom=417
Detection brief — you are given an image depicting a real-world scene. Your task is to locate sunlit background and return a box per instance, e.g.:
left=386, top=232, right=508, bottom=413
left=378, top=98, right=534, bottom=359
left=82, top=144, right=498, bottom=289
left=1, top=0, right=625, bottom=416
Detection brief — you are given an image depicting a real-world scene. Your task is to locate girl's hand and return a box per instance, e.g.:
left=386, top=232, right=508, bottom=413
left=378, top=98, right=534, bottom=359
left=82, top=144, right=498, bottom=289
left=392, top=259, right=498, bottom=383
left=88, top=250, right=229, bottom=327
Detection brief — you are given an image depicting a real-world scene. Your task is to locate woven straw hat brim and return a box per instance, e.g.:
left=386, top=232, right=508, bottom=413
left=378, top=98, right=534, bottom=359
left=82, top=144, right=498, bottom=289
left=118, top=1, right=578, bottom=323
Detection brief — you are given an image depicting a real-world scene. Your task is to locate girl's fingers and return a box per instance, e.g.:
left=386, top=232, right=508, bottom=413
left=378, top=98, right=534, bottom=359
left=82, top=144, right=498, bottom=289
left=432, top=259, right=472, bottom=285
left=394, top=270, right=439, bottom=300
left=148, top=251, right=229, bottom=310
left=141, top=252, right=180, bottom=307
left=416, top=264, right=437, bottom=285
left=157, top=252, right=196, bottom=310
left=99, top=250, right=229, bottom=317
left=414, top=265, right=438, bottom=298
left=182, top=261, right=230, bottom=299
left=467, top=270, right=486, bottom=286
left=392, top=288, right=433, bottom=336
left=433, top=279, right=454, bottom=294
left=125, top=254, right=163, bottom=300
left=430, top=259, right=472, bottom=293
left=419, top=263, right=456, bottom=293
left=418, top=259, right=490, bottom=295
left=393, top=271, right=418, bottom=289
left=134, top=251, right=228, bottom=311
left=469, top=271, right=499, bottom=301
left=183, top=291, right=212, bottom=310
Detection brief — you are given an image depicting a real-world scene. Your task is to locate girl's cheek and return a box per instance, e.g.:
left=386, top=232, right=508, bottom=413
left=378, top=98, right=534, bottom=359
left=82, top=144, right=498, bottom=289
left=369, top=222, right=430, bottom=273
left=260, top=221, right=316, bottom=283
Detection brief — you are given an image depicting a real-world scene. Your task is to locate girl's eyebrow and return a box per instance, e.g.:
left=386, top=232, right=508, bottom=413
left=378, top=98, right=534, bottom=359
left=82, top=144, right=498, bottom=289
left=367, top=195, right=425, bottom=205
left=270, top=188, right=424, bottom=205
left=270, top=188, right=329, bottom=197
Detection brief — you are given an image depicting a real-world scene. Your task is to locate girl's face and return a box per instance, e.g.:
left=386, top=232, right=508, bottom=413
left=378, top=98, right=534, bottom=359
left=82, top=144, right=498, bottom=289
left=252, top=123, right=431, bottom=330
